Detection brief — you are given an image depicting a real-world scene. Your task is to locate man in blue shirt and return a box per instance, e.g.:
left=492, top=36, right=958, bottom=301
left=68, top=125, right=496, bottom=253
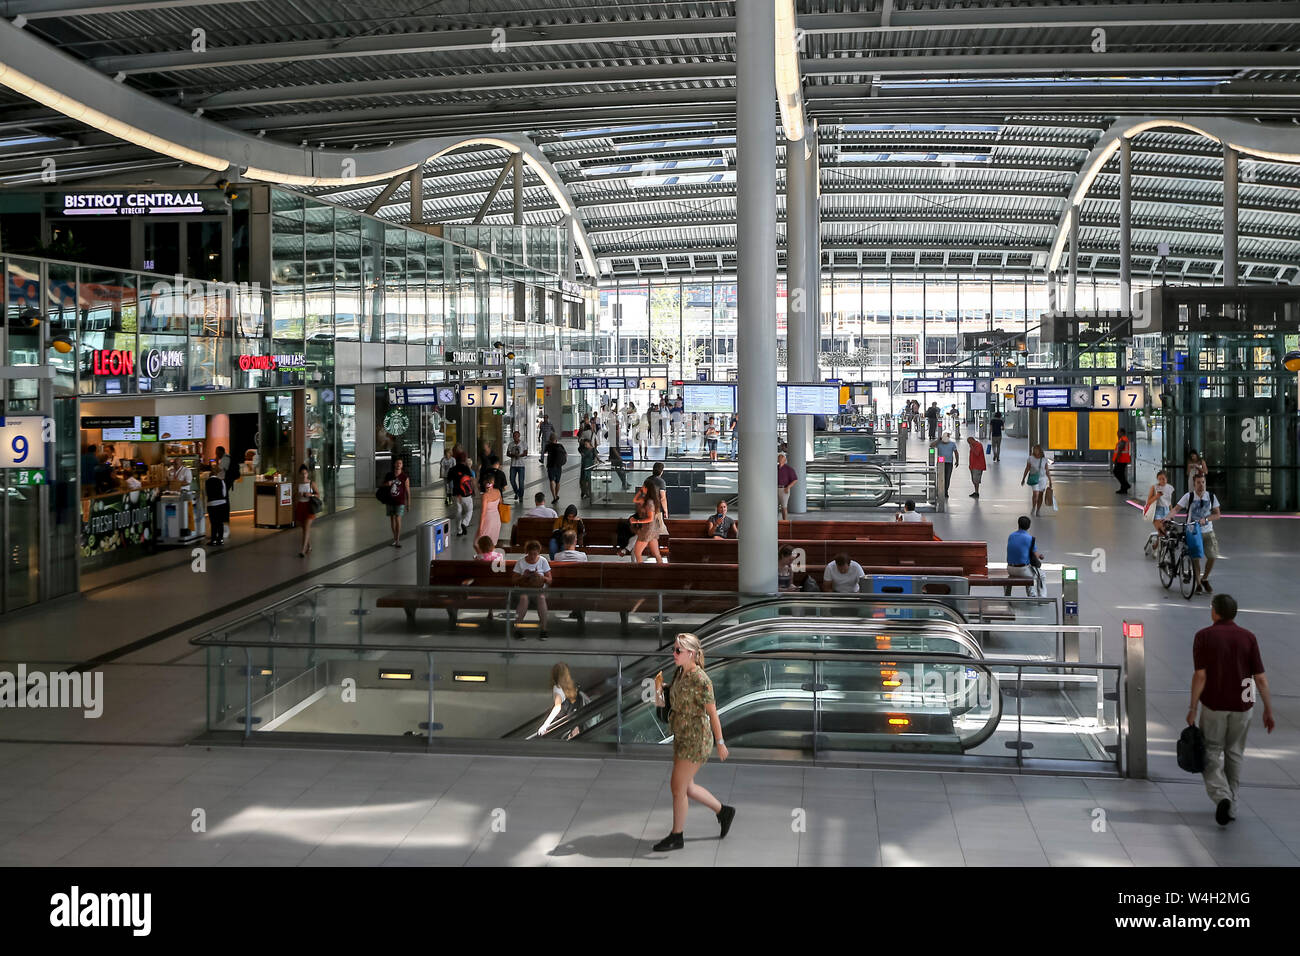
left=935, top=432, right=959, bottom=498
left=1005, top=515, right=1043, bottom=596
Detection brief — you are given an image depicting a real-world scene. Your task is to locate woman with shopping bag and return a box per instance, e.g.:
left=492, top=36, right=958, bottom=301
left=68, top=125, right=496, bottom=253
left=1020, top=444, right=1053, bottom=517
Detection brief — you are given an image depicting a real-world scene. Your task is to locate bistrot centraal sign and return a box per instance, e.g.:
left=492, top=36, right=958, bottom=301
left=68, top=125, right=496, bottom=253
left=58, top=191, right=215, bottom=216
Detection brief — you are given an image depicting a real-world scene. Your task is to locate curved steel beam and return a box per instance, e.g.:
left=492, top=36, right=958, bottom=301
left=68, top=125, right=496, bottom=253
left=0, top=19, right=596, bottom=276
left=1047, top=115, right=1300, bottom=273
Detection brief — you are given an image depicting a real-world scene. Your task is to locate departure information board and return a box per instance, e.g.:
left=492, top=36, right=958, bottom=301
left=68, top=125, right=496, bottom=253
left=682, top=383, right=736, bottom=412
left=784, top=384, right=840, bottom=415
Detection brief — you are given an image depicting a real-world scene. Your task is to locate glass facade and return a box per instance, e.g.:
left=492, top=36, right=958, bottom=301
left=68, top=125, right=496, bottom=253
left=0, top=186, right=581, bottom=613
left=594, top=273, right=1167, bottom=413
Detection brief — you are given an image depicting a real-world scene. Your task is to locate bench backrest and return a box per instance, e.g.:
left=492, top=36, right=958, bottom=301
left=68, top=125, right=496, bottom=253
left=666, top=538, right=987, bottom=576
left=511, top=515, right=713, bottom=545
left=777, top=520, right=936, bottom=540
left=426, top=558, right=737, bottom=591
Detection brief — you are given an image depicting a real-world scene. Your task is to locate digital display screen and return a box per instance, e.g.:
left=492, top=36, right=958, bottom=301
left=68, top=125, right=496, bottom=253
left=157, top=415, right=205, bottom=440
left=682, top=383, right=736, bottom=412
left=568, top=377, right=599, bottom=389
left=1034, top=387, right=1072, bottom=409
left=389, top=387, right=441, bottom=405
left=784, top=384, right=840, bottom=415
left=903, top=379, right=940, bottom=393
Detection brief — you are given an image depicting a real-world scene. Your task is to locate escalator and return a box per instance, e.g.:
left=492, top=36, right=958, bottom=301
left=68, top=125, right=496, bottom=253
left=504, top=611, right=1002, bottom=755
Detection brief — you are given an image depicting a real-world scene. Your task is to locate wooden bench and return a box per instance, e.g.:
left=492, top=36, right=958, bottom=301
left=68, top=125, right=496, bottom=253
left=509, top=515, right=936, bottom=550
left=375, top=559, right=740, bottom=627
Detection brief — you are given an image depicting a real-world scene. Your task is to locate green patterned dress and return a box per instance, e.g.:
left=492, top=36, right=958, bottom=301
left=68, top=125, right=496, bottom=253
left=670, top=666, right=715, bottom=762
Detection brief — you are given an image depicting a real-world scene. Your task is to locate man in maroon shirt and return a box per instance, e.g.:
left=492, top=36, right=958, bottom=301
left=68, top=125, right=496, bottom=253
left=1187, top=594, right=1275, bottom=826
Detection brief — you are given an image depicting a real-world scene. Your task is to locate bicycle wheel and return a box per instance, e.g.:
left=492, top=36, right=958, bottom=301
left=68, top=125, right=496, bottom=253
left=1158, top=544, right=1176, bottom=589
left=1178, top=552, right=1198, bottom=599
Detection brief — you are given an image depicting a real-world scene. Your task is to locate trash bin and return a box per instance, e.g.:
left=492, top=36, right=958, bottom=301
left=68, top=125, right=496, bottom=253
left=415, top=517, right=452, bottom=586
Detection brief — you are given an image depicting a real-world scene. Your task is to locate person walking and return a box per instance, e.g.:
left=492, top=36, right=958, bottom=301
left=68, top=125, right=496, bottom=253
left=293, top=465, right=320, bottom=556
left=935, top=431, right=958, bottom=498
left=925, top=401, right=940, bottom=441
left=511, top=540, right=551, bottom=641
left=966, top=435, right=986, bottom=498
left=537, top=415, right=555, bottom=464
left=989, top=410, right=1004, bottom=462
left=1173, top=472, right=1222, bottom=593
left=630, top=480, right=666, bottom=564
left=645, top=461, right=670, bottom=525
left=704, top=417, right=719, bottom=463
left=381, top=457, right=411, bottom=547
left=1187, top=594, right=1275, bottom=825
left=1005, top=515, right=1045, bottom=596
left=477, top=455, right=507, bottom=497
left=447, top=451, right=476, bottom=537
left=652, top=632, right=735, bottom=852
left=607, top=440, right=630, bottom=491
left=205, top=466, right=229, bottom=546
left=439, top=446, right=457, bottom=504
left=506, top=430, right=527, bottom=502
left=1186, top=450, right=1208, bottom=496
left=1112, top=427, right=1133, bottom=495
left=578, top=437, right=597, bottom=501
left=777, top=452, right=799, bottom=520
left=543, top=433, right=567, bottom=505
left=1021, top=444, right=1052, bottom=516
left=477, top=474, right=503, bottom=546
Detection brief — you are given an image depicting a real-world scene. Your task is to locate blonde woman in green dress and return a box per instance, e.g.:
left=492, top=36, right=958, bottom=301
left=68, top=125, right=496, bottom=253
left=652, top=633, right=735, bottom=852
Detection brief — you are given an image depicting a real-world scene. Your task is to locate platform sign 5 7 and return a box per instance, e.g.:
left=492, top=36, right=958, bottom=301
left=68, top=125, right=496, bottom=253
left=0, top=416, right=45, bottom=470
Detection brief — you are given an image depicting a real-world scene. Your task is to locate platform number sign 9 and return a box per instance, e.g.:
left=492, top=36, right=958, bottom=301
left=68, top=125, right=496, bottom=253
left=0, top=417, right=45, bottom=470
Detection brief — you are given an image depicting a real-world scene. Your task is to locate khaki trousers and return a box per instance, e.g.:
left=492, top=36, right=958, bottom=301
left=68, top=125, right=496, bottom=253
left=1200, top=706, right=1252, bottom=807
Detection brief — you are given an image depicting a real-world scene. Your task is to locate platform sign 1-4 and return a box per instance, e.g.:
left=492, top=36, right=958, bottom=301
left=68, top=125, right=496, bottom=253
left=0, top=416, right=45, bottom=470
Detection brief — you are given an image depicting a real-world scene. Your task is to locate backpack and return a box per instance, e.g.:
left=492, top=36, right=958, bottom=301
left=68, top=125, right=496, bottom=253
left=457, top=472, right=475, bottom=497
left=375, top=485, right=390, bottom=504
left=224, top=457, right=240, bottom=486
left=551, top=443, right=567, bottom=467
left=1177, top=724, right=1206, bottom=773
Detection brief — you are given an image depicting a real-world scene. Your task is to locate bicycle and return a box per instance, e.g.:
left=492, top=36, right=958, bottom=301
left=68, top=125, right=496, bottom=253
left=1156, top=518, right=1198, bottom=599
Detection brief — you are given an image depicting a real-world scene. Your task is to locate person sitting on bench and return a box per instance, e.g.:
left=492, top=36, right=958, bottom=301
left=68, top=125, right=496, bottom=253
left=705, top=500, right=739, bottom=539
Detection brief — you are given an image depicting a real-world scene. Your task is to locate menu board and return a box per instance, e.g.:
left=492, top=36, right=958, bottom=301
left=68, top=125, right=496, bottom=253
left=682, top=383, right=736, bottom=412
left=101, top=416, right=159, bottom=442
left=784, top=384, right=840, bottom=415
left=157, top=414, right=206, bottom=441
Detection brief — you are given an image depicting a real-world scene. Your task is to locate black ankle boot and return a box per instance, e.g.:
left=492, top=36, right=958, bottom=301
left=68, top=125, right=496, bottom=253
left=717, top=805, right=736, bottom=839
left=652, top=832, right=684, bottom=852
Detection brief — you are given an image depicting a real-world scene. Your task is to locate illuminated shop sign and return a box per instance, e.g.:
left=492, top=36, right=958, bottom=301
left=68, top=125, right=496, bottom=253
left=234, top=353, right=306, bottom=372
left=140, top=348, right=185, bottom=377
left=91, top=349, right=134, bottom=376
left=59, top=191, right=213, bottom=216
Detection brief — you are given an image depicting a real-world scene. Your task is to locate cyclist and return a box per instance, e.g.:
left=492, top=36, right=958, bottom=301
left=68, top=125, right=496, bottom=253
left=1144, top=469, right=1176, bottom=536
left=1173, top=473, right=1222, bottom=594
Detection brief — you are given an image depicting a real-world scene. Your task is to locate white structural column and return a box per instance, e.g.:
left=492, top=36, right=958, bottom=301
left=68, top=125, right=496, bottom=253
left=736, top=0, right=779, bottom=595
left=1067, top=205, right=1079, bottom=313
left=806, top=131, right=821, bottom=381
left=785, top=131, right=809, bottom=513
left=1119, top=137, right=1132, bottom=308
left=1223, top=146, right=1239, bottom=287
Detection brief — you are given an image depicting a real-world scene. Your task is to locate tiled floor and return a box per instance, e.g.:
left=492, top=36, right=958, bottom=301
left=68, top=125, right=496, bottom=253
left=3, top=429, right=1299, bottom=865
left=0, top=744, right=1295, bottom=867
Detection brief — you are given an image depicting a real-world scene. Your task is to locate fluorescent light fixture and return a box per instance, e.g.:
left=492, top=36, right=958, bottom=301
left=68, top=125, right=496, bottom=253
left=379, top=669, right=414, bottom=680
left=453, top=672, right=489, bottom=683
left=774, top=0, right=805, bottom=142
left=0, top=61, right=227, bottom=171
